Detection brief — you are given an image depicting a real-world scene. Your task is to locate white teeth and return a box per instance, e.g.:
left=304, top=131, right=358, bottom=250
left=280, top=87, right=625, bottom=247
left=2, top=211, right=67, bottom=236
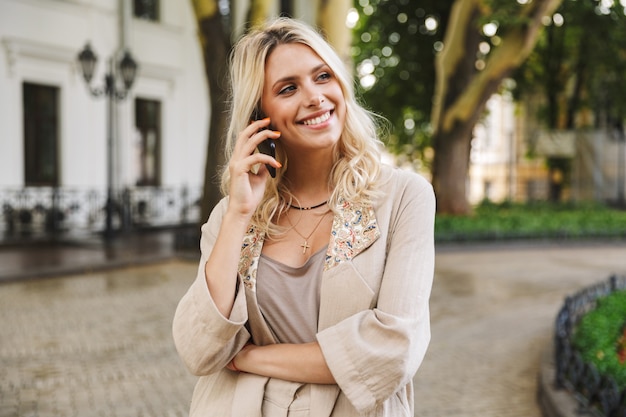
left=302, top=111, right=330, bottom=126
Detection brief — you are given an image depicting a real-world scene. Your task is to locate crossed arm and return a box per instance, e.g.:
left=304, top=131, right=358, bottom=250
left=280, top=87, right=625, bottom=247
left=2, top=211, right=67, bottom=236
left=226, top=341, right=336, bottom=384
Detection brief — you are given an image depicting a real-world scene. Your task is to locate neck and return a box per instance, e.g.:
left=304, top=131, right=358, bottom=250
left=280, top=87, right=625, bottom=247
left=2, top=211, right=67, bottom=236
left=283, top=151, right=334, bottom=201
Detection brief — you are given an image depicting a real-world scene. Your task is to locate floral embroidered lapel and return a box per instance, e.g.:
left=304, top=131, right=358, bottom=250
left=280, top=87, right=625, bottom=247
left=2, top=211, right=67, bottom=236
left=237, top=198, right=381, bottom=291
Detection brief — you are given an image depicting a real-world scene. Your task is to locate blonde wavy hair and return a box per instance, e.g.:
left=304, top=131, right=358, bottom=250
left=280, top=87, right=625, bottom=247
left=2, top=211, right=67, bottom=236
left=221, top=17, right=383, bottom=236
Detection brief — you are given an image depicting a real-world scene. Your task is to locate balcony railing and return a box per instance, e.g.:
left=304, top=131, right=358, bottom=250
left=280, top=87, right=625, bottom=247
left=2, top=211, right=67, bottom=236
left=0, top=186, right=202, bottom=241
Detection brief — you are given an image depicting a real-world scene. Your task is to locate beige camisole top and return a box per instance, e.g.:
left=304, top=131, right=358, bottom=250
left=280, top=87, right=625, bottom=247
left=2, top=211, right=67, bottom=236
left=256, top=246, right=327, bottom=344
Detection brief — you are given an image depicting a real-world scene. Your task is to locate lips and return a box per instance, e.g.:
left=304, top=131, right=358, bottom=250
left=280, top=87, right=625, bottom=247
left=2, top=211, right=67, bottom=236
left=300, top=111, right=332, bottom=126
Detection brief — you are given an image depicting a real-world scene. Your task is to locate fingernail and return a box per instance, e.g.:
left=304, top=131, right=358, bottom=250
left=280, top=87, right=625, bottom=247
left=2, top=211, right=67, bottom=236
left=272, top=131, right=281, bottom=136
left=276, top=162, right=282, bottom=168
left=263, top=117, right=270, bottom=122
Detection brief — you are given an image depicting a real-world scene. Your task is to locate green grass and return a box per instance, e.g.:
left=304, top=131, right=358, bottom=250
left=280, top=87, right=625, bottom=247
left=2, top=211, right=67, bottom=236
left=435, top=201, right=626, bottom=242
left=572, top=290, right=626, bottom=389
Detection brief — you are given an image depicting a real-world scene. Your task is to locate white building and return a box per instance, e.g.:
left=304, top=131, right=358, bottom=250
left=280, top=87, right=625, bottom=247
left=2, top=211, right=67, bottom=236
left=469, top=93, right=518, bottom=204
left=0, top=0, right=209, bottom=237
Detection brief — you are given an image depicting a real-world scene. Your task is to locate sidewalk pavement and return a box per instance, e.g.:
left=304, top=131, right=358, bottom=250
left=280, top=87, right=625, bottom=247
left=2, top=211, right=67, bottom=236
left=1, top=232, right=625, bottom=416
left=0, top=229, right=198, bottom=283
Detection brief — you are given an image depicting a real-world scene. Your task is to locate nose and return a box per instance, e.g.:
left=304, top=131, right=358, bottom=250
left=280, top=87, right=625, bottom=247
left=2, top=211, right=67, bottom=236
left=304, top=83, right=325, bottom=107
left=307, top=94, right=324, bottom=107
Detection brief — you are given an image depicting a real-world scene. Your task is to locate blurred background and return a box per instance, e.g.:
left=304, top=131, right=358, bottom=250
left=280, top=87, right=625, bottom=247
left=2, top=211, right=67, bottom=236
left=0, top=0, right=625, bottom=244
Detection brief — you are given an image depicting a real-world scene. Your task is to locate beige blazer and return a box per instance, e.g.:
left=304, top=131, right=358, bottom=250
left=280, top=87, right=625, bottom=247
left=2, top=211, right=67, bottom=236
left=172, top=165, right=435, bottom=416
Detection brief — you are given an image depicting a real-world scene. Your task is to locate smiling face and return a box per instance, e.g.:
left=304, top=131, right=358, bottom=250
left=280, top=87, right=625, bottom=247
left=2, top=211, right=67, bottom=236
left=260, top=43, right=346, bottom=157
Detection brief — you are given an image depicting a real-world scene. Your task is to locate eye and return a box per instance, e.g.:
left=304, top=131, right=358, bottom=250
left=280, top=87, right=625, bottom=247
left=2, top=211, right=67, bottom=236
left=317, top=72, right=331, bottom=82
left=278, top=85, right=296, bottom=95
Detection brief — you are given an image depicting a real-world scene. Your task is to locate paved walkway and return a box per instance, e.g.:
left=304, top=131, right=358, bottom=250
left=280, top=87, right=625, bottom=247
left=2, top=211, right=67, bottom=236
left=1, top=236, right=625, bottom=416
left=0, top=230, right=188, bottom=282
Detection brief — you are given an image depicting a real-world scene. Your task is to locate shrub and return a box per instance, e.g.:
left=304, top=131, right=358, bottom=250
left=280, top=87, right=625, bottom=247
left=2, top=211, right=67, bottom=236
left=572, top=290, right=626, bottom=389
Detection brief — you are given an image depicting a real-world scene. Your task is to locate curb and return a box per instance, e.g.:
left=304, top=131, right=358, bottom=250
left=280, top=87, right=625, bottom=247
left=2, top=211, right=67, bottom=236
left=537, top=343, right=581, bottom=417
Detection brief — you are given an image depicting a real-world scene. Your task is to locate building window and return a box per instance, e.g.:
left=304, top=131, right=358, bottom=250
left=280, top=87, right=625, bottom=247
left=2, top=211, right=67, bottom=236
left=134, top=98, right=161, bottom=186
left=134, top=0, right=159, bottom=22
left=23, top=83, right=59, bottom=186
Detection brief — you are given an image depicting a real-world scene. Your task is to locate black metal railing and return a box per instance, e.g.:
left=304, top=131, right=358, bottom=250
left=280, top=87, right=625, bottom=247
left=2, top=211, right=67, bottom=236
left=0, top=186, right=202, bottom=241
left=554, top=274, right=626, bottom=417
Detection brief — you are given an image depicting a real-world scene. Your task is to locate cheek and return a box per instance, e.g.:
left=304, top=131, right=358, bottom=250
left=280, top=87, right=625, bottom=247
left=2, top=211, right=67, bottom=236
left=331, top=87, right=347, bottom=118
left=273, top=101, right=297, bottom=122
left=336, top=100, right=347, bottom=125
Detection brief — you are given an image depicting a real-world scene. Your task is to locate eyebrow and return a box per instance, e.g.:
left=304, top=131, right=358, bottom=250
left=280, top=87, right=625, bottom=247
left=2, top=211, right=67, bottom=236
left=272, top=63, right=328, bottom=90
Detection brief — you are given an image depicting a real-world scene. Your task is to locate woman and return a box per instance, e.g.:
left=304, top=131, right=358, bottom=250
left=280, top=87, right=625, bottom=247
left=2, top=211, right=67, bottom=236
left=173, top=17, right=435, bottom=417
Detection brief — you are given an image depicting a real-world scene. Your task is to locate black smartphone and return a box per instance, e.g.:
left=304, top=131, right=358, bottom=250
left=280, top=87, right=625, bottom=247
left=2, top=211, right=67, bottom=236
left=251, top=109, right=276, bottom=178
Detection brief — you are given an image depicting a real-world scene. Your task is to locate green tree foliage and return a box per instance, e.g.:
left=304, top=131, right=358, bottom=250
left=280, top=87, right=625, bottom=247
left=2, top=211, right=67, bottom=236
left=430, top=0, right=562, bottom=214
left=514, top=0, right=626, bottom=130
left=353, top=0, right=626, bottom=213
left=350, top=0, right=560, bottom=155
left=351, top=0, right=626, bottom=151
left=351, top=0, right=453, bottom=158
left=352, top=0, right=562, bottom=214
left=510, top=0, right=626, bottom=202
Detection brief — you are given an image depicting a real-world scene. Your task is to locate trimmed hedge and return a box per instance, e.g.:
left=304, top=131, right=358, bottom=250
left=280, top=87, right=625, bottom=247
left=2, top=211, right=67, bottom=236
left=435, top=201, right=626, bottom=242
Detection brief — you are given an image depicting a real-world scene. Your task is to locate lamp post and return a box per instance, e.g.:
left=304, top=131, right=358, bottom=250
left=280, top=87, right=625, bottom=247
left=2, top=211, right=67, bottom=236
left=77, top=43, right=138, bottom=239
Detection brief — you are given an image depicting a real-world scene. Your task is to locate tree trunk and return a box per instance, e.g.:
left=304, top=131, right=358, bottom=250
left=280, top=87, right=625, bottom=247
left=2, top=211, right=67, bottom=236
left=431, top=0, right=563, bottom=214
left=317, top=0, right=352, bottom=64
left=544, top=25, right=565, bottom=129
left=432, top=120, right=474, bottom=214
left=191, top=0, right=231, bottom=224
left=565, top=34, right=589, bottom=129
left=247, top=0, right=272, bottom=29
left=430, top=1, right=482, bottom=215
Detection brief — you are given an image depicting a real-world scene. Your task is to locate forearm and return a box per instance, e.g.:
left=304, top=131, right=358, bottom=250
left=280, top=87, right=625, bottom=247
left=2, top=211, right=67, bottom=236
left=233, top=342, right=336, bottom=384
left=204, top=210, right=251, bottom=318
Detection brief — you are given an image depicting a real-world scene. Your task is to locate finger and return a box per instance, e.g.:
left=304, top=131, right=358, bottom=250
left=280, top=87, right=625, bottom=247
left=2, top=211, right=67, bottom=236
left=242, top=131, right=282, bottom=160
left=241, top=117, right=272, bottom=146
left=249, top=116, right=271, bottom=129
left=233, top=118, right=274, bottom=155
left=229, top=151, right=275, bottom=178
left=247, top=153, right=282, bottom=175
left=249, top=128, right=281, bottom=149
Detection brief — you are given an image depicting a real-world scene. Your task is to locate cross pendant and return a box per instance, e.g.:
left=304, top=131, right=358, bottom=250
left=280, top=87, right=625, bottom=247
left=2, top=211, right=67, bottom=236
left=300, top=240, right=311, bottom=254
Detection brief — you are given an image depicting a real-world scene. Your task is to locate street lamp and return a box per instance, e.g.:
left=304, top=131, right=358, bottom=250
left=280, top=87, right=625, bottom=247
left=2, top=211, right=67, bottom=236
left=77, top=43, right=138, bottom=239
